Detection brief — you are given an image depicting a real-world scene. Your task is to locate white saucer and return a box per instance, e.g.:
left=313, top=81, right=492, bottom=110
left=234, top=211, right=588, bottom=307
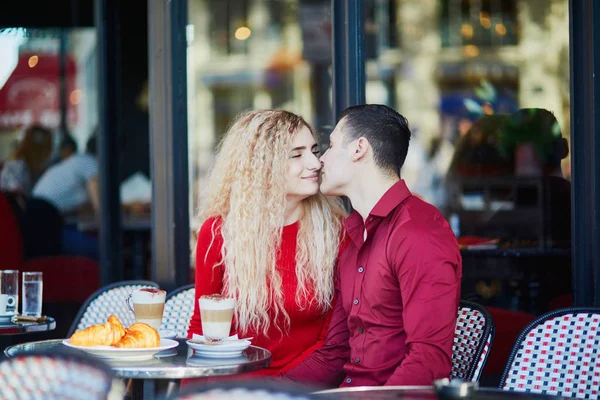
left=0, top=312, right=17, bottom=324
left=192, top=349, right=248, bottom=359
left=158, top=330, right=178, bottom=339
left=187, top=338, right=251, bottom=353
left=187, top=337, right=251, bottom=358
left=186, top=354, right=248, bottom=365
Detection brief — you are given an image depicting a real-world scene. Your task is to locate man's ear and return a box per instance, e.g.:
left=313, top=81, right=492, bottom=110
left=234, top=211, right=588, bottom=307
left=351, top=137, right=369, bottom=161
left=559, top=137, right=569, bottom=160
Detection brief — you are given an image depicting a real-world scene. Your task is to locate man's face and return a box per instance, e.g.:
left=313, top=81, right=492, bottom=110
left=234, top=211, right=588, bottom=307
left=319, top=119, right=355, bottom=196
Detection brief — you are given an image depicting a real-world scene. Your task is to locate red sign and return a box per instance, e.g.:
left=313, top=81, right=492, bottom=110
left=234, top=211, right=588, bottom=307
left=0, top=52, right=78, bottom=129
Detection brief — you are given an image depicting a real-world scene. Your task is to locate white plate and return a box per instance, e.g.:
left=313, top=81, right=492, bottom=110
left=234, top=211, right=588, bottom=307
left=62, top=339, right=179, bottom=361
left=159, top=330, right=178, bottom=339
left=187, top=338, right=251, bottom=353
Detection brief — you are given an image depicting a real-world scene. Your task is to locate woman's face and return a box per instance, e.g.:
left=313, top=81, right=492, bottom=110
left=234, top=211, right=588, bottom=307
left=285, top=125, right=322, bottom=201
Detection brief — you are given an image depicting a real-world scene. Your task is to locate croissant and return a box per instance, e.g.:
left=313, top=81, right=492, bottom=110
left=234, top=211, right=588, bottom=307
left=69, top=315, right=126, bottom=347
left=106, top=315, right=126, bottom=344
left=112, top=322, right=160, bottom=348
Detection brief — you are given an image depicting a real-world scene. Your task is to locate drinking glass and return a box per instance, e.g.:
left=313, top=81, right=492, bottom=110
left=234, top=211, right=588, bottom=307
left=22, top=272, right=43, bottom=317
left=0, top=270, right=19, bottom=314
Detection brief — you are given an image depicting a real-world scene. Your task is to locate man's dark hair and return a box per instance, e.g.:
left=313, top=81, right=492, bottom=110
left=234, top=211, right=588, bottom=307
left=339, top=104, right=411, bottom=177
left=60, top=135, right=77, bottom=153
left=86, top=133, right=97, bottom=156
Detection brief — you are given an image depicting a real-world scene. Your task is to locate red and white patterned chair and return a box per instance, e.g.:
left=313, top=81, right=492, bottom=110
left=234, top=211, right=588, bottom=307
left=161, top=284, right=195, bottom=338
left=499, top=307, right=600, bottom=399
left=67, top=280, right=159, bottom=336
left=451, top=300, right=495, bottom=382
left=0, top=351, right=114, bottom=400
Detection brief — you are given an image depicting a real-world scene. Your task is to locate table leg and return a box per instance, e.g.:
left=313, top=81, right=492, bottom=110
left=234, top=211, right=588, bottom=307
left=131, top=379, right=156, bottom=400
left=166, top=379, right=180, bottom=397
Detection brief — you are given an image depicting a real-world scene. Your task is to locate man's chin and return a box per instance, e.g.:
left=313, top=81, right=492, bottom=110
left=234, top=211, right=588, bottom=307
left=319, top=183, right=339, bottom=196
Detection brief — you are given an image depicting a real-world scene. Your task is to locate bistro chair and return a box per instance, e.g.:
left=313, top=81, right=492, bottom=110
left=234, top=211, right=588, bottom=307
left=451, top=300, right=495, bottom=382
left=500, top=307, right=600, bottom=399
left=161, top=283, right=195, bottom=337
left=68, top=280, right=159, bottom=336
left=0, top=351, right=114, bottom=400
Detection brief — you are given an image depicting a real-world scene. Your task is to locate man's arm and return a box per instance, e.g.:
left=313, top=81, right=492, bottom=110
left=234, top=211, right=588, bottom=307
left=86, top=175, right=100, bottom=213
left=282, top=271, right=350, bottom=388
left=385, top=232, right=461, bottom=386
left=279, top=305, right=333, bottom=374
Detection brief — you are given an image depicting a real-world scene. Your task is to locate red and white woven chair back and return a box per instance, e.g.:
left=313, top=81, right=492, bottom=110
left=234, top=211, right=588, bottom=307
left=161, top=284, right=195, bottom=337
left=451, top=301, right=495, bottom=382
left=500, top=308, right=600, bottom=399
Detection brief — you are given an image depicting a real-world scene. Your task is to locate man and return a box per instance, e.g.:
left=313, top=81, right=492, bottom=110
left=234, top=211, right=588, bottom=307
left=32, top=134, right=99, bottom=215
left=30, top=134, right=100, bottom=259
left=57, top=134, right=77, bottom=161
left=283, top=104, right=462, bottom=387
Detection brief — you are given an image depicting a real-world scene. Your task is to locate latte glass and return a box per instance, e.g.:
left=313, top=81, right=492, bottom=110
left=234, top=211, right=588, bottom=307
left=128, top=288, right=166, bottom=329
left=199, top=295, right=235, bottom=342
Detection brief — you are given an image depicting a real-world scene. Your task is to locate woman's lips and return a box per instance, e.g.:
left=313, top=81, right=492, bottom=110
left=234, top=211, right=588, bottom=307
left=302, top=174, right=319, bottom=181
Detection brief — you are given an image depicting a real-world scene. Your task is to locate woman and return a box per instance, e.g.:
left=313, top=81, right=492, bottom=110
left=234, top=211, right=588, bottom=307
left=0, top=125, right=53, bottom=195
left=188, top=109, right=346, bottom=376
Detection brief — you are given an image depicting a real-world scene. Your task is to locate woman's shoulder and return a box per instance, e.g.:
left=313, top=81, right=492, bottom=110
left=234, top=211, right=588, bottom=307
left=198, top=216, right=224, bottom=240
left=195, top=216, right=225, bottom=264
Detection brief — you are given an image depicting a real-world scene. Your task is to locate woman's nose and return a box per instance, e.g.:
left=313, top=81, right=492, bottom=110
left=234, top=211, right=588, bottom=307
left=307, top=153, right=322, bottom=170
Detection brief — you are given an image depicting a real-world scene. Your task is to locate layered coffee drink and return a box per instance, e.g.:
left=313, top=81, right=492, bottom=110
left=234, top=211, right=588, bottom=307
left=131, top=288, right=166, bottom=330
left=199, top=294, right=235, bottom=341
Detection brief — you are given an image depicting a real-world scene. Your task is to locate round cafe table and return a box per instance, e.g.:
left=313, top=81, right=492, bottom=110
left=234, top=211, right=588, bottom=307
left=0, top=316, right=56, bottom=336
left=314, top=386, right=564, bottom=400
left=5, top=337, right=271, bottom=400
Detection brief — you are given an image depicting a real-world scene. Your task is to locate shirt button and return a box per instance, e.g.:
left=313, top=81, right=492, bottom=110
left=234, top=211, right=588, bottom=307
left=353, top=299, right=359, bottom=305
left=346, top=378, right=352, bottom=384
left=359, top=327, right=364, bottom=334
left=355, top=358, right=360, bottom=363
left=358, top=267, right=364, bottom=273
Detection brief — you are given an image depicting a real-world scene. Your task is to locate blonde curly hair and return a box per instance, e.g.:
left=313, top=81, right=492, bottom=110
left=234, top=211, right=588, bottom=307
left=200, top=109, right=346, bottom=336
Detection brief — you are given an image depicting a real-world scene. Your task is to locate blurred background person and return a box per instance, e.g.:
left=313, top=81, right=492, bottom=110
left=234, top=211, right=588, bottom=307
left=0, top=125, right=53, bottom=196
left=32, top=134, right=99, bottom=216
left=25, top=134, right=99, bottom=260
left=57, top=134, right=78, bottom=162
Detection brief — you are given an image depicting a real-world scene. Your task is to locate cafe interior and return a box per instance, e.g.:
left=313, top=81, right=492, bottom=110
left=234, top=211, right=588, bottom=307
left=0, top=0, right=599, bottom=399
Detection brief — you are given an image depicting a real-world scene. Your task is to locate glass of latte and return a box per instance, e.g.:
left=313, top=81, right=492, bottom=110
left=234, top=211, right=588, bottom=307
left=128, top=288, right=166, bottom=330
left=199, top=294, right=235, bottom=342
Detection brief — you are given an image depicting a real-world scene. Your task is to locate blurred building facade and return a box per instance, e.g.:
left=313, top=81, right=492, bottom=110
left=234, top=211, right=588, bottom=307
left=186, top=0, right=570, bottom=219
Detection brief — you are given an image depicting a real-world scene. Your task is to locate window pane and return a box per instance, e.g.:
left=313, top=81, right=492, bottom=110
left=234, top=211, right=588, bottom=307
left=0, top=28, right=97, bottom=168
left=0, top=27, right=100, bottom=337
left=187, top=0, right=333, bottom=241
left=366, top=0, right=571, bottom=315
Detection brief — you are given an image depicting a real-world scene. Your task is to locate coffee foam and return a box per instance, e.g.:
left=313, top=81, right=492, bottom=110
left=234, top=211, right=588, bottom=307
left=199, top=297, right=235, bottom=310
left=131, top=289, right=166, bottom=304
